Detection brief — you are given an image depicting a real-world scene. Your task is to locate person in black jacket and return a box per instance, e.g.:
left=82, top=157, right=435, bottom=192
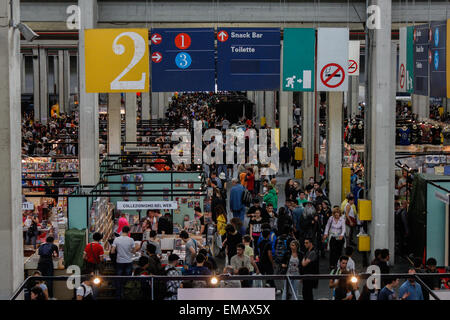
left=157, top=213, right=173, bottom=235
left=284, top=179, right=298, bottom=201
left=279, top=142, right=291, bottom=175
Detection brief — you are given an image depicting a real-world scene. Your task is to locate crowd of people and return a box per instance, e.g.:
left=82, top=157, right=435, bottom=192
left=22, top=112, right=78, bottom=157
left=22, top=93, right=447, bottom=301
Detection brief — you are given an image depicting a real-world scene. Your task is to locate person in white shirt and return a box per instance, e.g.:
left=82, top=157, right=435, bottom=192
left=76, top=273, right=95, bottom=300
left=323, top=207, right=346, bottom=270
left=337, top=246, right=356, bottom=272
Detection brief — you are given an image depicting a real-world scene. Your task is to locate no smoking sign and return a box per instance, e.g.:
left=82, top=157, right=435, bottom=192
left=348, top=59, right=358, bottom=74
left=399, top=64, right=405, bottom=89
left=320, top=63, right=345, bottom=88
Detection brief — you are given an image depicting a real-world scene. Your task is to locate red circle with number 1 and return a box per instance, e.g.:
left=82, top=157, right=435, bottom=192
left=175, top=33, right=191, bottom=50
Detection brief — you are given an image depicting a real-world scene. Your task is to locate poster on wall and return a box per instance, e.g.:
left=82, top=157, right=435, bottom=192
left=413, top=24, right=430, bottom=96
left=430, top=21, right=447, bottom=97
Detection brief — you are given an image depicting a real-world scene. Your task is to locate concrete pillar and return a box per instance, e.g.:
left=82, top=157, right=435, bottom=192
left=347, top=76, right=359, bottom=118
left=246, top=91, right=255, bottom=102
left=151, top=92, right=159, bottom=120
left=141, top=92, right=150, bottom=120
left=78, top=0, right=99, bottom=186
left=32, top=48, right=40, bottom=121
left=255, top=91, right=264, bottom=127
left=302, top=92, right=315, bottom=185
left=108, top=93, right=122, bottom=154
left=288, top=91, right=294, bottom=131
left=264, top=91, right=275, bottom=128
left=20, top=54, right=26, bottom=94
left=38, top=47, right=48, bottom=124
left=367, top=0, right=395, bottom=258
left=158, top=92, right=165, bottom=119
left=57, top=51, right=65, bottom=114
left=328, top=92, right=343, bottom=205
left=125, top=92, right=137, bottom=142
left=0, top=0, right=24, bottom=299
left=63, top=51, right=71, bottom=113
left=164, top=92, right=172, bottom=109
left=411, top=94, right=429, bottom=120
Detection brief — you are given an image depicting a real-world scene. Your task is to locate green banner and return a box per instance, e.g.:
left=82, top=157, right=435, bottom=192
left=282, top=28, right=315, bottom=92
left=407, top=26, right=414, bottom=93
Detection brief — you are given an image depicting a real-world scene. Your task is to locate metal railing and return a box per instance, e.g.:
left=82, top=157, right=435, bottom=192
left=12, top=272, right=450, bottom=301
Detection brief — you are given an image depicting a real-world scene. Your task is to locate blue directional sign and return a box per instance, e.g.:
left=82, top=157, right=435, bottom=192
left=151, top=28, right=215, bottom=92
left=217, top=28, right=280, bottom=91
left=430, top=21, right=447, bottom=97
left=413, top=24, right=430, bottom=96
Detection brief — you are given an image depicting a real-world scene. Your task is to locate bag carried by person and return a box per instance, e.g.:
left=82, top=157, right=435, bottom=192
left=274, top=236, right=289, bottom=264
left=79, top=284, right=94, bottom=300
left=242, top=188, right=253, bottom=207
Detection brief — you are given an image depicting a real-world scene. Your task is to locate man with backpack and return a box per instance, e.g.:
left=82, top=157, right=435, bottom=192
left=273, top=226, right=294, bottom=295
left=37, top=236, right=59, bottom=298
left=76, top=273, right=95, bottom=300
left=164, top=254, right=182, bottom=300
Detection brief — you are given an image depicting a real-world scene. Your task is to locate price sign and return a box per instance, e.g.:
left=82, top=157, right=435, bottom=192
left=84, top=28, right=150, bottom=93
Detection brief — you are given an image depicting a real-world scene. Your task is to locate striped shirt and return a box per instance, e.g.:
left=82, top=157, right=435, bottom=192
left=324, top=217, right=346, bottom=238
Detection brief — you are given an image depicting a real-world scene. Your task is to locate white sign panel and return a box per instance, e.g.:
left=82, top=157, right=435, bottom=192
left=430, top=290, right=450, bottom=300
left=398, top=27, right=407, bottom=92
left=178, top=288, right=275, bottom=300
left=435, top=191, right=450, bottom=204
left=22, top=202, right=34, bottom=210
left=317, top=28, right=349, bottom=91
left=117, top=201, right=178, bottom=210
left=348, top=40, right=360, bottom=76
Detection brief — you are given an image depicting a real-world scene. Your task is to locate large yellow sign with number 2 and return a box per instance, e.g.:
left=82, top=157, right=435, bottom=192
left=84, top=29, right=149, bottom=93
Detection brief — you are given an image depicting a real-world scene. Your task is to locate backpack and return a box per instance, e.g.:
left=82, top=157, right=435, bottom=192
left=28, top=221, right=38, bottom=236
left=242, top=188, right=253, bottom=207
left=38, top=243, right=53, bottom=257
left=80, top=284, right=94, bottom=300
left=274, top=236, right=289, bottom=263
left=152, top=266, right=177, bottom=300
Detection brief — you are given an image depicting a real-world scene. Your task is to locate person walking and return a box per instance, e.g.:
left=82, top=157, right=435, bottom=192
left=37, top=236, right=59, bottom=298
left=279, top=142, right=291, bottom=175
left=323, top=207, right=346, bottom=270
left=281, top=240, right=303, bottom=300
left=230, top=178, right=246, bottom=231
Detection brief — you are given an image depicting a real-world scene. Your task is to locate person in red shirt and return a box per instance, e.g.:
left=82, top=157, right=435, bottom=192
left=246, top=167, right=255, bottom=196
left=83, top=232, right=104, bottom=274
left=117, top=213, right=129, bottom=235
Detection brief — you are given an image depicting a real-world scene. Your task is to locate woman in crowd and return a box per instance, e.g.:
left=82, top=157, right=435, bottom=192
left=323, top=207, right=346, bottom=270
left=281, top=240, right=303, bottom=300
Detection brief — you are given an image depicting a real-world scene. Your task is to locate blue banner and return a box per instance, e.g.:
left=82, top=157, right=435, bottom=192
left=217, top=28, right=280, bottom=91
left=430, top=21, right=447, bottom=97
left=150, top=28, right=215, bottom=92
left=413, top=24, right=430, bottom=96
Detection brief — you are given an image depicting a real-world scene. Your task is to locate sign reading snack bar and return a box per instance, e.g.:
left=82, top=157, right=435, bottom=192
left=117, top=201, right=178, bottom=210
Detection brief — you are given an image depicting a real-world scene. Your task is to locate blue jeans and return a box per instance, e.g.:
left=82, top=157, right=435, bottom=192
left=38, top=261, right=54, bottom=298
left=115, top=262, right=133, bottom=299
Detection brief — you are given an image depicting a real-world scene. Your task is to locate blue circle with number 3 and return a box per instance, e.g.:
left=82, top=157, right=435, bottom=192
left=175, top=52, right=192, bottom=69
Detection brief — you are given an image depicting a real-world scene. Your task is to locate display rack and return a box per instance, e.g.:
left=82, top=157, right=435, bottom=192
left=89, top=197, right=114, bottom=250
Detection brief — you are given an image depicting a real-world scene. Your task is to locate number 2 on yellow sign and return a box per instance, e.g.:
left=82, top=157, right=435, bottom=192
left=84, top=29, right=150, bottom=93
